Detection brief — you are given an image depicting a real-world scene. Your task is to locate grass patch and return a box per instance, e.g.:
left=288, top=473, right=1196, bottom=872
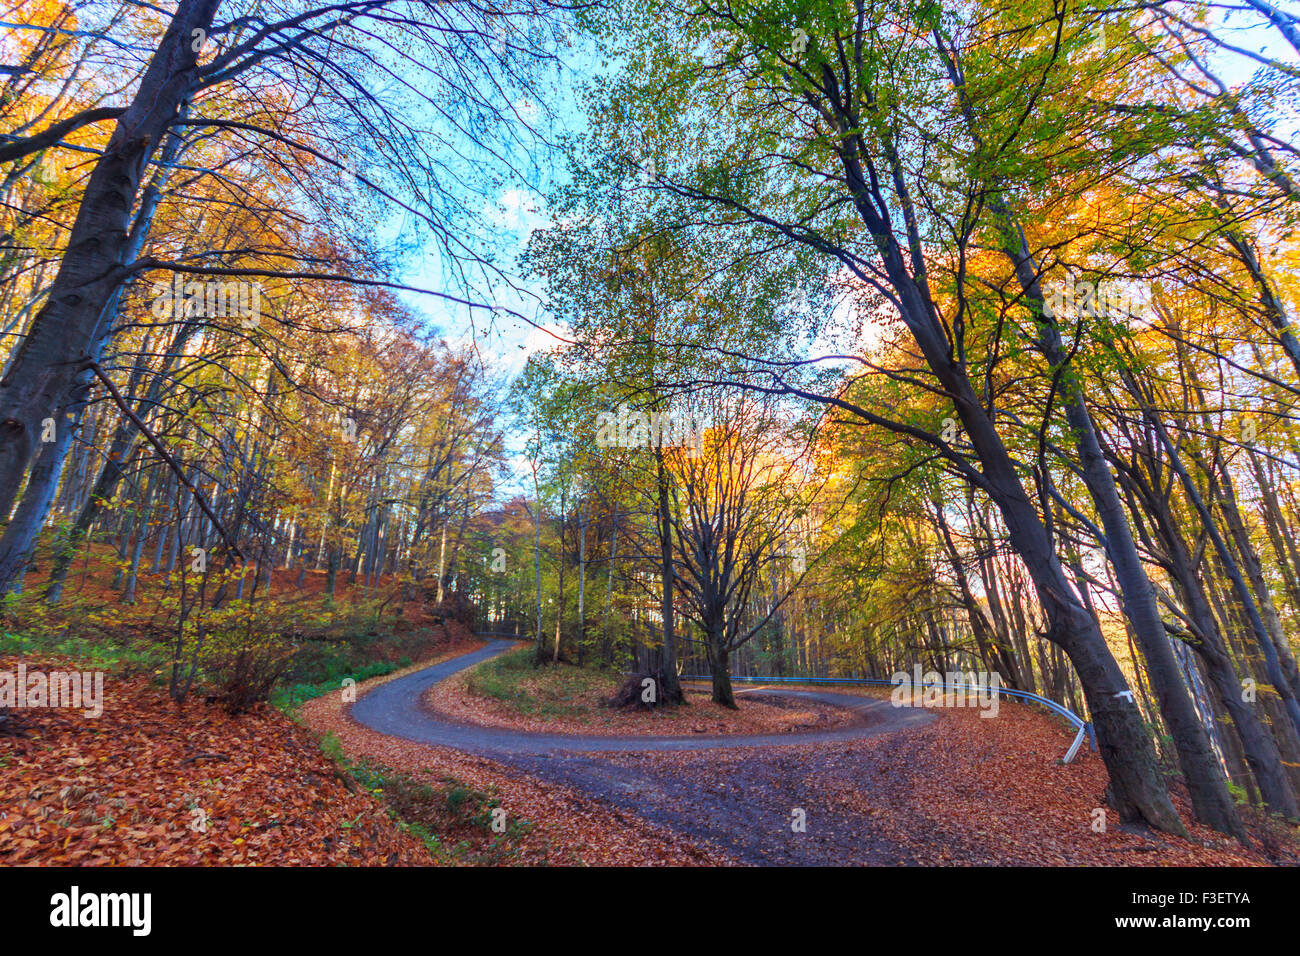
left=0, top=628, right=167, bottom=676
left=317, top=731, right=533, bottom=865
left=273, top=656, right=411, bottom=713
left=464, top=647, right=613, bottom=718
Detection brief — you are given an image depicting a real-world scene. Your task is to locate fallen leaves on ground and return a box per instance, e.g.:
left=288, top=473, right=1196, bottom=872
left=7, top=643, right=1290, bottom=866
left=0, top=654, right=443, bottom=866
left=829, top=700, right=1287, bottom=864
left=602, top=691, right=1289, bottom=865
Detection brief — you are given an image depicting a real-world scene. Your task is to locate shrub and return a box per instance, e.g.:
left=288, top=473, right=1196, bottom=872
left=199, top=604, right=298, bottom=713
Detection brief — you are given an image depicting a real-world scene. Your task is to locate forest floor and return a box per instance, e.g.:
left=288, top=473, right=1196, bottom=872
left=0, top=546, right=731, bottom=866
left=426, top=647, right=852, bottom=736
left=0, top=637, right=471, bottom=865
left=497, top=707, right=1293, bottom=865
left=328, top=644, right=1300, bottom=866
left=1, top=627, right=724, bottom=865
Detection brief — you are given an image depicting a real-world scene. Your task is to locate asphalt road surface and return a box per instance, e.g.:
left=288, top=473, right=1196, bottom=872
left=352, top=639, right=935, bottom=863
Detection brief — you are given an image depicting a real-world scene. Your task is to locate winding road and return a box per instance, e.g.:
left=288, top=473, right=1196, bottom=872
left=351, top=638, right=937, bottom=864
left=352, top=638, right=934, bottom=754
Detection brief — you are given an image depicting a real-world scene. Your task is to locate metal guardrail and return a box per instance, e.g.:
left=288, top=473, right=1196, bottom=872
left=680, top=673, right=1097, bottom=763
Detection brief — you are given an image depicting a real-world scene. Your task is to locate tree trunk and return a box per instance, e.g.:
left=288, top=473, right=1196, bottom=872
left=601, top=521, right=616, bottom=666
left=0, top=0, right=222, bottom=553
left=656, top=452, right=683, bottom=703
left=985, top=167, right=1245, bottom=839
left=577, top=504, right=587, bottom=666
left=706, top=629, right=735, bottom=708
left=531, top=464, right=545, bottom=665
left=0, top=412, right=78, bottom=592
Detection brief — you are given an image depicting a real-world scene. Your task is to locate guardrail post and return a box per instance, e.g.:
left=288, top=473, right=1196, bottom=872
left=1064, top=726, right=1087, bottom=764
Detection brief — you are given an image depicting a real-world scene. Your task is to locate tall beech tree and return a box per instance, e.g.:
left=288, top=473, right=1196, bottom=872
left=577, top=0, right=1193, bottom=833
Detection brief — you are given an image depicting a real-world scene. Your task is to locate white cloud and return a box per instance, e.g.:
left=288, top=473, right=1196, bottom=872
left=507, top=319, right=570, bottom=371
left=483, top=187, right=550, bottom=239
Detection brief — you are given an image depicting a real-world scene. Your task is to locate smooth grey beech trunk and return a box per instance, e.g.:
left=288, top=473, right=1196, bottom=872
left=935, top=29, right=1243, bottom=838
left=601, top=521, right=616, bottom=664
left=655, top=450, right=683, bottom=703
left=576, top=499, right=586, bottom=664
left=1129, top=372, right=1300, bottom=742
left=920, top=338, right=1183, bottom=832
left=1129, top=463, right=1300, bottom=819
left=1213, top=460, right=1300, bottom=702
left=0, top=0, right=222, bottom=581
left=764, top=37, right=1187, bottom=832
left=933, top=500, right=1024, bottom=689
left=824, top=140, right=1185, bottom=830
left=998, top=239, right=1244, bottom=840
left=44, top=319, right=198, bottom=603
left=0, top=408, right=79, bottom=592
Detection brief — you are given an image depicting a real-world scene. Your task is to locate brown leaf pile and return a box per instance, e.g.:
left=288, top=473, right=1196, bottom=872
left=0, top=654, right=431, bottom=866
left=609, top=690, right=1286, bottom=865
left=826, top=700, right=1281, bottom=865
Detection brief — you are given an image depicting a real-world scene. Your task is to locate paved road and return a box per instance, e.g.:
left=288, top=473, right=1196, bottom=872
left=351, top=638, right=934, bottom=755
left=351, top=639, right=935, bottom=864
